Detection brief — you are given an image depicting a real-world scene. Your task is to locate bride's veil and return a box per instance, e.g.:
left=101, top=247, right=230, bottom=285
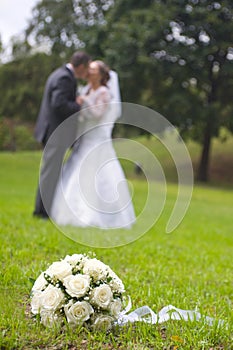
left=107, top=70, right=122, bottom=121
left=99, top=69, right=122, bottom=124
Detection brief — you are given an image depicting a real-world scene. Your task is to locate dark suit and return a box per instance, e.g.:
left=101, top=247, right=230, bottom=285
left=34, top=64, right=80, bottom=217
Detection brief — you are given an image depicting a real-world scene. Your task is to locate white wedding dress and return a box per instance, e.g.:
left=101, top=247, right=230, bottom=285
left=51, top=85, right=136, bottom=229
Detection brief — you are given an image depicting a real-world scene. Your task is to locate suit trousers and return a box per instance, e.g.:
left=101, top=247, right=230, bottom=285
left=34, top=117, right=78, bottom=217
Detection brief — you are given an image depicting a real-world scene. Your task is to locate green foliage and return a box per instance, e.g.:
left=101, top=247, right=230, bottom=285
left=25, top=0, right=114, bottom=57
left=0, top=118, right=12, bottom=150
left=0, top=118, right=39, bottom=151
left=84, top=0, right=233, bottom=181
left=0, top=52, right=62, bottom=122
left=14, top=125, right=38, bottom=151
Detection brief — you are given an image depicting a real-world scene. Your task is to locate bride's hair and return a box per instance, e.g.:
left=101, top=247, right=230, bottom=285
left=95, top=60, right=110, bottom=86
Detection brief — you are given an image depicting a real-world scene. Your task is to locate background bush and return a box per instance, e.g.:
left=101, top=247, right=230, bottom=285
left=0, top=118, right=39, bottom=151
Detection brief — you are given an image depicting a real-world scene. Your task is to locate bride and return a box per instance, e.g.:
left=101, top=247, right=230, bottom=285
left=51, top=60, right=136, bottom=229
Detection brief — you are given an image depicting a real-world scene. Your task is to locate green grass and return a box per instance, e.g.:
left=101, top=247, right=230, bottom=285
left=0, top=150, right=233, bottom=349
left=115, top=131, right=233, bottom=186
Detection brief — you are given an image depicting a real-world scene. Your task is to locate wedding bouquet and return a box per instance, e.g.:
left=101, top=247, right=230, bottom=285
left=30, top=253, right=125, bottom=330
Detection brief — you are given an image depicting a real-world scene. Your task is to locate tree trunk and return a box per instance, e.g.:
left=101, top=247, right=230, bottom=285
left=197, top=59, right=220, bottom=182
left=196, top=117, right=212, bottom=182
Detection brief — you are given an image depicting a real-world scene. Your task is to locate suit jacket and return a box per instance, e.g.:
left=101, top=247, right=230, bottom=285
left=34, top=64, right=80, bottom=144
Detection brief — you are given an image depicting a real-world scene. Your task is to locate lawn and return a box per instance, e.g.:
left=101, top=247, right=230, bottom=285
left=0, top=150, right=233, bottom=349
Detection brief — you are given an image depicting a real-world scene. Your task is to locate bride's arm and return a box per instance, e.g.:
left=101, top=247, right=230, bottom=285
left=80, top=90, right=111, bottom=119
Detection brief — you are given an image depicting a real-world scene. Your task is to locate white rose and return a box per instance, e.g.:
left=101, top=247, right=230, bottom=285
left=83, top=258, right=108, bottom=281
left=40, top=285, right=65, bottom=311
left=91, top=284, right=113, bottom=309
left=63, top=274, right=90, bottom=298
left=31, top=272, right=47, bottom=292
left=92, top=314, right=114, bottom=331
left=64, top=254, right=88, bottom=268
left=40, top=310, right=60, bottom=327
left=64, top=301, right=93, bottom=325
left=31, top=291, right=43, bottom=314
left=109, top=299, right=122, bottom=318
left=46, top=261, right=72, bottom=281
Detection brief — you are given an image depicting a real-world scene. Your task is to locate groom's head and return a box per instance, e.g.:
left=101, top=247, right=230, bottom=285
left=70, top=51, right=91, bottom=80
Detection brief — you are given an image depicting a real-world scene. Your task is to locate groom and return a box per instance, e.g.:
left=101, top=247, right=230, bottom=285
left=33, top=51, right=91, bottom=218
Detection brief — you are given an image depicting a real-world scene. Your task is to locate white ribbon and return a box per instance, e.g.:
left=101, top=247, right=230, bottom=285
left=116, top=299, right=225, bottom=328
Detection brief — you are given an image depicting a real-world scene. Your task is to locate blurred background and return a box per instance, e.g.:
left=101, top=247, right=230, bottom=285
left=0, top=0, right=232, bottom=185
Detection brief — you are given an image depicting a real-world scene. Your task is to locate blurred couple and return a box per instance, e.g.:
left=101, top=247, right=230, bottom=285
left=33, top=51, right=135, bottom=229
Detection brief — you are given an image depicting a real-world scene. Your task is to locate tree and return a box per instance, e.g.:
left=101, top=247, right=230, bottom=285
left=89, top=0, right=233, bottom=182
left=0, top=52, right=61, bottom=121
left=25, top=0, right=114, bottom=58
left=152, top=0, right=233, bottom=182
